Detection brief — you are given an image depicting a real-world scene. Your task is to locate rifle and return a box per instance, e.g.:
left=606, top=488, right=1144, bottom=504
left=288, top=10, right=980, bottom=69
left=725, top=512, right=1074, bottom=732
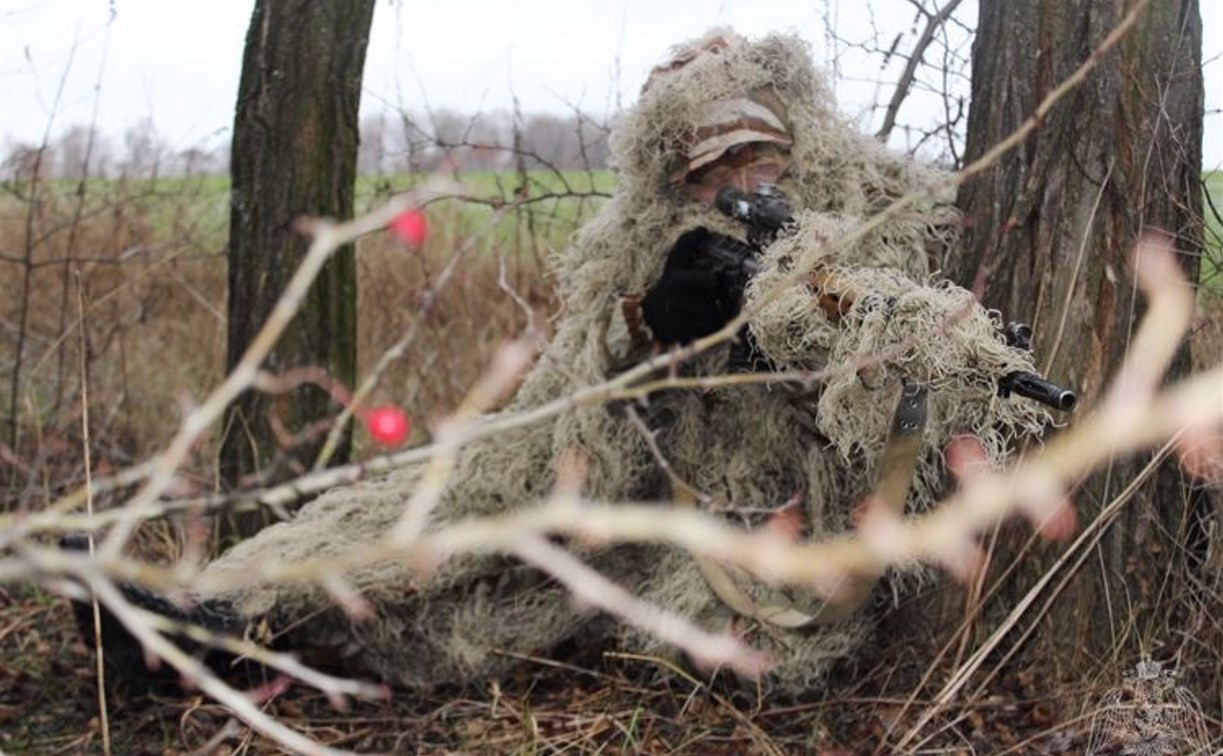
left=995, top=323, right=1077, bottom=410
left=715, top=184, right=794, bottom=249
left=693, top=230, right=761, bottom=307
left=714, top=184, right=1078, bottom=412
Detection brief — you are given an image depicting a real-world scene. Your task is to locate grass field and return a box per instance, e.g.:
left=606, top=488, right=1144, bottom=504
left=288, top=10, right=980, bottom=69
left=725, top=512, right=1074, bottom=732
left=0, top=168, right=613, bottom=465
left=1202, top=170, right=1223, bottom=295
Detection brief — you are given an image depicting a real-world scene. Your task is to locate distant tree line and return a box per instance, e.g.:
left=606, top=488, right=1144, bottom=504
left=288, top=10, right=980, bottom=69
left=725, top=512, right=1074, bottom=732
left=357, top=109, right=611, bottom=174
left=1, top=119, right=230, bottom=182
left=1, top=109, right=610, bottom=183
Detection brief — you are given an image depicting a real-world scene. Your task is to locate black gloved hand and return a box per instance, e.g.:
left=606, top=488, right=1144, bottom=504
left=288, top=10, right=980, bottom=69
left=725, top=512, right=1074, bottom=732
left=642, top=228, right=745, bottom=346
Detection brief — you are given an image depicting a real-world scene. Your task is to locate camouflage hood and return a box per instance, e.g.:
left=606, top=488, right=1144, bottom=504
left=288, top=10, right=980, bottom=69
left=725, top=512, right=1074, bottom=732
left=551, top=29, right=951, bottom=323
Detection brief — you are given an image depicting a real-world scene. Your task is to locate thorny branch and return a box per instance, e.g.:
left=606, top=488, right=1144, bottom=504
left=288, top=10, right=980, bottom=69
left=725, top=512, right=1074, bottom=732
left=311, top=192, right=517, bottom=471
left=3, top=300, right=972, bottom=542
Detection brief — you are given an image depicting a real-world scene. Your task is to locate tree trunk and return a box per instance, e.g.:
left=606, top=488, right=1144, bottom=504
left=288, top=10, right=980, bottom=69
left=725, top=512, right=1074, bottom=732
left=937, top=0, right=1204, bottom=678
left=220, top=0, right=375, bottom=540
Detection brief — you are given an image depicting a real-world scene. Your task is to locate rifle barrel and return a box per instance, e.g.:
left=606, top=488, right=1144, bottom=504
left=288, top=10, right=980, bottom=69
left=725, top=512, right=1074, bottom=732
left=1000, top=371, right=1077, bottom=412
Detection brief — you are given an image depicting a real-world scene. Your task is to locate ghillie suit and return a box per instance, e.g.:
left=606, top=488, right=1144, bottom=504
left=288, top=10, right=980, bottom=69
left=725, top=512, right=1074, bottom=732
left=179, top=30, right=1051, bottom=693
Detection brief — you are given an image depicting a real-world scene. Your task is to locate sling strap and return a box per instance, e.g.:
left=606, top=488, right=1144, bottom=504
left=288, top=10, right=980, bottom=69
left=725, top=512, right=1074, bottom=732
left=682, top=381, right=927, bottom=628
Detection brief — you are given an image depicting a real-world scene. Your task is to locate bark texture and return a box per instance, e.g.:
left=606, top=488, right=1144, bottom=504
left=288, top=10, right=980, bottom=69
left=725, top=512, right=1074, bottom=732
left=941, top=0, right=1204, bottom=676
left=221, top=0, right=375, bottom=537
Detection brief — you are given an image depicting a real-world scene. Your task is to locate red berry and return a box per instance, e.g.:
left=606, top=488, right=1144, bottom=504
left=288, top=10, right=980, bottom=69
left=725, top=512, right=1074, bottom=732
left=389, top=209, right=428, bottom=247
left=365, top=406, right=410, bottom=447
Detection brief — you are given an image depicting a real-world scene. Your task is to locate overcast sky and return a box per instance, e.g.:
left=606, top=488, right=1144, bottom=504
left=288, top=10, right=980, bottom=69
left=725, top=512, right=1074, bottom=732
left=1, top=0, right=1219, bottom=167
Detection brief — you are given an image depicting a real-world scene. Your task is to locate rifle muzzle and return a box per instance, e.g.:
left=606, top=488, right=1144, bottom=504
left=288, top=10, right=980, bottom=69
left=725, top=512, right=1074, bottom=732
left=999, top=371, right=1078, bottom=412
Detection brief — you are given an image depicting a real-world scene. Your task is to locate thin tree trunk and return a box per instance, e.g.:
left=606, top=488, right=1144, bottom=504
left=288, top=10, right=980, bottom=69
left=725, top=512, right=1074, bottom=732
left=219, top=0, right=375, bottom=541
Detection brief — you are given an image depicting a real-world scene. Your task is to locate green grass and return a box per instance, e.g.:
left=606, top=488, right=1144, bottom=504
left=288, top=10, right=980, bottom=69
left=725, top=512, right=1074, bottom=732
left=1, top=168, right=614, bottom=251
left=1202, top=170, right=1222, bottom=297
left=9, top=168, right=1216, bottom=290
left=357, top=169, right=615, bottom=254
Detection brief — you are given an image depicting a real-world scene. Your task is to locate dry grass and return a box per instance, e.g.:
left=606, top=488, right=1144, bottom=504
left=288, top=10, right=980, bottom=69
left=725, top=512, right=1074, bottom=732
left=0, top=173, right=583, bottom=497
left=2, top=174, right=226, bottom=505
left=8, top=579, right=1211, bottom=754
left=0, top=585, right=1122, bottom=754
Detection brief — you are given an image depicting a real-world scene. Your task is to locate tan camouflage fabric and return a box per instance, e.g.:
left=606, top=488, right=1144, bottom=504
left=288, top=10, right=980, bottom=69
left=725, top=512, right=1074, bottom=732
left=197, top=29, right=1050, bottom=694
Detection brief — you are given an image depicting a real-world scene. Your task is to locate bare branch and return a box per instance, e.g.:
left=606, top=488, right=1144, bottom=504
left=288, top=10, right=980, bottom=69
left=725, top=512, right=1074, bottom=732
left=512, top=533, right=769, bottom=677
left=876, top=0, right=967, bottom=142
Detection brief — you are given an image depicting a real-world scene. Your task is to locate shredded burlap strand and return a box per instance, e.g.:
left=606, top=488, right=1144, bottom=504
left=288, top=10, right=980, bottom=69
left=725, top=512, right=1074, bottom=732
left=201, top=29, right=1051, bottom=693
